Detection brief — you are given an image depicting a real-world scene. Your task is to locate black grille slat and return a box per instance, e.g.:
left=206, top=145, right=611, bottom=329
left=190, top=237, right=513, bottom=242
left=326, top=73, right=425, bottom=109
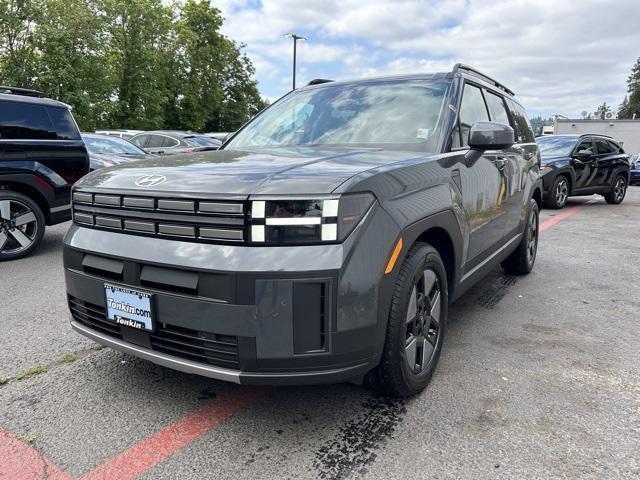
left=157, top=327, right=238, bottom=348
left=68, top=296, right=239, bottom=368
left=150, top=331, right=237, bottom=355
left=72, top=191, right=246, bottom=244
left=148, top=341, right=238, bottom=367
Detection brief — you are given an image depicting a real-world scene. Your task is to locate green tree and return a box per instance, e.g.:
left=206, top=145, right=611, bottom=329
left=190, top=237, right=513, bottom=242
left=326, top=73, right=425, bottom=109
left=104, top=0, right=173, bottom=129
left=618, top=58, right=640, bottom=119
left=32, top=0, right=109, bottom=129
left=0, top=0, right=41, bottom=86
left=169, top=0, right=266, bottom=132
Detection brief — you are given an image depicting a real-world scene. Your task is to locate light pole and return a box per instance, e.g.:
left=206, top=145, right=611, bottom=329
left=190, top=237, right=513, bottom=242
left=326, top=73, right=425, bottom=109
left=284, top=33, right=306, bottom=90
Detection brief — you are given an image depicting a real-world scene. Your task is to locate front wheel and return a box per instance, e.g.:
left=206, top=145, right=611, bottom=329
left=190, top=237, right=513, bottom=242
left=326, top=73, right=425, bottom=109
left=501, top=198, right=539, bottom=275
left=544, top=175, right=569, bottom=209
left=604, top=175, right=627, bottom=204
left=367, top=242, right=448, bottom=397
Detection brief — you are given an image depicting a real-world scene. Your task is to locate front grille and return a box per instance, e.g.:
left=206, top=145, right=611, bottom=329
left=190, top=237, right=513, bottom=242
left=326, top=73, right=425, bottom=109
left=72, top=191, right=247, bottom=244
left=69, top=296, right=240, bottom=368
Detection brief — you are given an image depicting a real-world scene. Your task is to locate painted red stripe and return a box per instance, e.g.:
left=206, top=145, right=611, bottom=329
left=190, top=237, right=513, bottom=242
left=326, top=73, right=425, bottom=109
left=0, top=428, right=72, bottom=480
left=79, top=387, right=267, bottom=480
left=539, top=204, right=584, bottom=232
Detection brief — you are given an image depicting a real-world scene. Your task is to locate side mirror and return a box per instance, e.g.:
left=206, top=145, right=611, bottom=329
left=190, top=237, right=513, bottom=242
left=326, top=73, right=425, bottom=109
left=468, top=121, right=515, bottom=151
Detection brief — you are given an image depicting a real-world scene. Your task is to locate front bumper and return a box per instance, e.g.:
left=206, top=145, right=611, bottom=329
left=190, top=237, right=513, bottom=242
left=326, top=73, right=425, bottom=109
left=63, top=204, right=400, bottom=385
left=630, top=169, right=640, bottom=186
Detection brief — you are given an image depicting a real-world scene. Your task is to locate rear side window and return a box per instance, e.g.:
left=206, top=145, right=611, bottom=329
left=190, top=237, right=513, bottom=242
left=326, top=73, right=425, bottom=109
left=606, top=140, right=622, bottom=153
left=506, top=99, right=535, bottom=144
left=161, top=136, right=179, bottom=148
left=484, top=91, right=510, bottom=125
left=456, top=84, right=490, bottom=146
left=146, top=135, right=165, bottom=148
left=595, top=139, right=615, bottom=155
left=0, top=101, right=56, bottom=139
left=130, top=135, right=148, bottom=147
left=47, top=107, right=80, bottom=140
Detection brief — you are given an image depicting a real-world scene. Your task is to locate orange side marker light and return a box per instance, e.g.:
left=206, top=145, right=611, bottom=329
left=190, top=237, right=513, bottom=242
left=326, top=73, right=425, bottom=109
left=384, top=237, right=403, bottom=274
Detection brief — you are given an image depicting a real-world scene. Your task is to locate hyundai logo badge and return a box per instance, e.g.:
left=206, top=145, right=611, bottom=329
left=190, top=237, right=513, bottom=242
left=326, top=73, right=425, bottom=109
left=135, top=174, right=166, bottom=187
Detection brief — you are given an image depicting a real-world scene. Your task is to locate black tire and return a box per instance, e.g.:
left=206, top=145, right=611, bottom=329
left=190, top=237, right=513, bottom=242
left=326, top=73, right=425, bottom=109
left=501, top=199, right=539, bottom=275
left=0, top=191, right=46, bottom=261
left=543, top=175, right=569, bottom=209
left=367, top=242, right=448, bottom=397
left=604, top=174, right=627, bottom=205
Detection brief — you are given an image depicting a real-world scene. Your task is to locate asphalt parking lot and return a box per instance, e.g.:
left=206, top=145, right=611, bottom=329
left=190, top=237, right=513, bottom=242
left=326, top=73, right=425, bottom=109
left=1, top=189, right=639, bottom=480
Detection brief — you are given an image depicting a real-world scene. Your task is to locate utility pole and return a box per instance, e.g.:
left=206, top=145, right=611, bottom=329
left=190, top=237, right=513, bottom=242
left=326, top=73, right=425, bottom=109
left=284, top=33, right=306, bottom=90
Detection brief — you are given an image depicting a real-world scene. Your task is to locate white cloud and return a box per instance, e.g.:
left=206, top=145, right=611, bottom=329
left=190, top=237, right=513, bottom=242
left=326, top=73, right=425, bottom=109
left=218, top=0, right=640, bottom=116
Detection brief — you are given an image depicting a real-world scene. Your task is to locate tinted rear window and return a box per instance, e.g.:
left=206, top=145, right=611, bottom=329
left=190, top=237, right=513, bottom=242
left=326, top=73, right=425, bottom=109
left=47, top=106, right=80, bottom=140
left=0, top=101, right=56, bottom=139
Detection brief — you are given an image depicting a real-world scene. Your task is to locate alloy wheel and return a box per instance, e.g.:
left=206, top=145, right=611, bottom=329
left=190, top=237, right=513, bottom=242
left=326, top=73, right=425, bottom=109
left=614, top=177, right=626, bottom=202
left=555, top=178, right=568, bottom=205
left=404, top=268, right=442, bottom=374
left=0, top=199, right=39, bottom=255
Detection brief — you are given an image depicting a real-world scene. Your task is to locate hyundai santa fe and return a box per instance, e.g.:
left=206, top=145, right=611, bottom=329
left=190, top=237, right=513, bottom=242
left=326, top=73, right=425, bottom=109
left=64, top=64, right=542, bottom=397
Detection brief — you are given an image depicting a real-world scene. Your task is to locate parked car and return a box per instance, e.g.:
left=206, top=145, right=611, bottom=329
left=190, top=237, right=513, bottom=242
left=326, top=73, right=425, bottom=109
left=536, top=134, right=630, bottom=208
left=94, top=129, right=143, bottom=140
left=630, top=153, right=640, bottom=186
left=82, top=133, right=151, bottom=171
left=0, top=86, right=88, bottom=260
left=129, top=131, right=221, bottom=155
left=64, top=64, right=542, bottom=397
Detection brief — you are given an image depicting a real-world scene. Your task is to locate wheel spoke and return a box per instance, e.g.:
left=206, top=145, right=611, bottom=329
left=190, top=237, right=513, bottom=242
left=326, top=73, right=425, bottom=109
left=0, top=200, right=10, bottom=220
left=14, top=211, right=36, bottom=226
left=406, top=286, right=417, bottom=324
left=9, top=228, right=31, bottom=248
left=0, top=232, right=7, bottom=251
left=429, top=290, right=441, bottom=323
left=405, top=336, right=417, bottom=368
left=423, top=269, right=436, bottom=296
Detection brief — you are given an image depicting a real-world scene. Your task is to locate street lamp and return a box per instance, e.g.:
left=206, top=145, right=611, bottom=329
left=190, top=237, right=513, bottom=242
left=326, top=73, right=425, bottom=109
left=284, top=33, right=306, bottom=90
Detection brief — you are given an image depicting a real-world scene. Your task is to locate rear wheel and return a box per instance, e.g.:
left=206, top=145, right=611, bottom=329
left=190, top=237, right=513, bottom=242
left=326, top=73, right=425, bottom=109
left=604, top=175, right=627, bottom=204
left=502, top=199, right=539, bottom=275
left=367, top=242, right=447, bottom=397
left=544, top=175, right=569, bottom=209
left=0, top=191, right=45, bottom=261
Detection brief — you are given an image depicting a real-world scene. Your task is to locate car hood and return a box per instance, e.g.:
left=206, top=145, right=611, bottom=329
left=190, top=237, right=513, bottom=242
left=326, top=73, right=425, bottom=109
left=77, top=146, right=424, bottom=195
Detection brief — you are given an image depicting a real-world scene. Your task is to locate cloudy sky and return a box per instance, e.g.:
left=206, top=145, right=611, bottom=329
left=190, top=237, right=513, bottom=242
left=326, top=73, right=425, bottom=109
left=217, top=0, right=640, bottom=118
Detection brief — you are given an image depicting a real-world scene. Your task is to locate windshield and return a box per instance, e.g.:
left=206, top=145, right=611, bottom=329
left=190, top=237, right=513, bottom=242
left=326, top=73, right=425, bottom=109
left=536, top=136, right=577, bottom=156
left=83, top=135, right=146, bottom=155
left=226, top=79, right=450, bottom=152
left=184, top=135, right=221, bottom=147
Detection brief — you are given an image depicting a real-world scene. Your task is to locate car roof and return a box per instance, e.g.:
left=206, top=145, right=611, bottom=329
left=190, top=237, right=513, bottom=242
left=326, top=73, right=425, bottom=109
left=302, top=64, right=516, bottom=98
left=0, top=92, right=70, bottom=109
left=539, top=134, right=615, bottom=140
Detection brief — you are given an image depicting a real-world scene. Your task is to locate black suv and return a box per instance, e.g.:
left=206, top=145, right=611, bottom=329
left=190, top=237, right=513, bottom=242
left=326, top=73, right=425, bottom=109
left=64, top=65, right=542, bottom=397
left=0, top=87, right=88, bottom=260
left=537, top=134, right=630, bottom=209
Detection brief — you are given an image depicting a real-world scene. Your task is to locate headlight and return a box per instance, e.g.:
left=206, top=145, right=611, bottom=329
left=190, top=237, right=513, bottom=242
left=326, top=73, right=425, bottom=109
left=249, top=193, right=375, bottom=245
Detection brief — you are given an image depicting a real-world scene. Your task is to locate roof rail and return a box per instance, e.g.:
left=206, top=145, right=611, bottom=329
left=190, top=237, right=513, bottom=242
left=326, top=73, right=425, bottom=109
left=451, top=64, right=515, bottom=96
left=0, top=86, right=45, bottom=98
left=307, top=78, right=333, bottom=86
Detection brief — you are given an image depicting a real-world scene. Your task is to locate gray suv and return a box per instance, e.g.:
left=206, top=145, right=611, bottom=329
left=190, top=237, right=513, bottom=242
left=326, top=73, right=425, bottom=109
left=64, top=64, right=542, bottom=397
